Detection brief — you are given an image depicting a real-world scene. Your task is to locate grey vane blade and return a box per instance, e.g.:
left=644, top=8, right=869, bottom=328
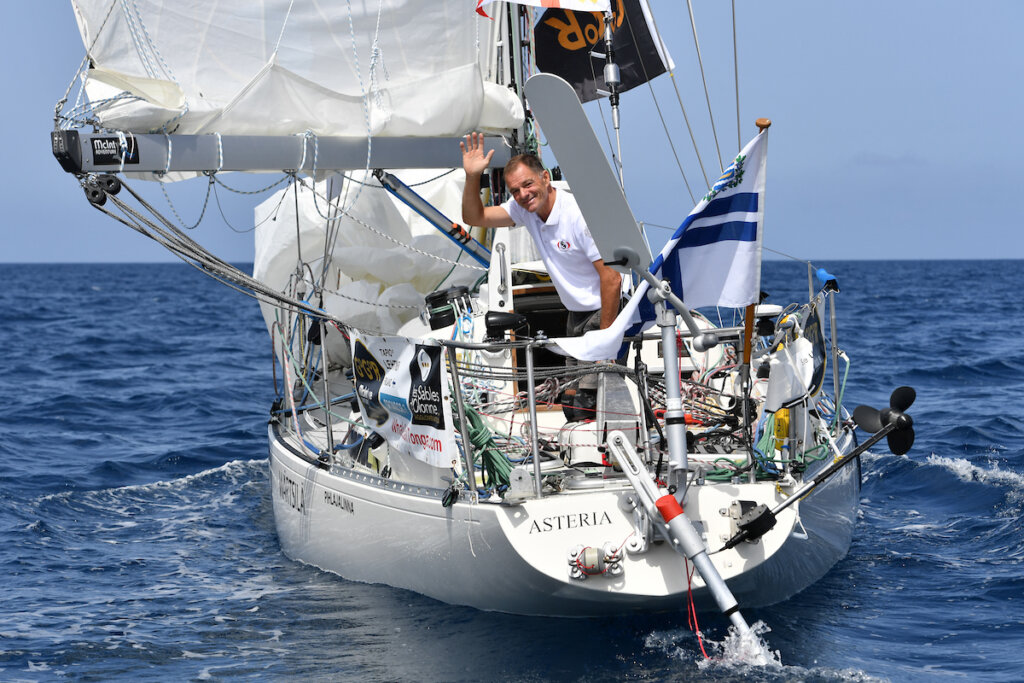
left=524, top=73, right=652, bottom=272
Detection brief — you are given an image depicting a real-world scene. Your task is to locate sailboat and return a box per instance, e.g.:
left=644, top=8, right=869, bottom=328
left=52, top=0, right=915, bottom=633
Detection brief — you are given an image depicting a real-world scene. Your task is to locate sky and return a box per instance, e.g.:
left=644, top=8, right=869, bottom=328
left=3, top=1, right=1023, bottom=263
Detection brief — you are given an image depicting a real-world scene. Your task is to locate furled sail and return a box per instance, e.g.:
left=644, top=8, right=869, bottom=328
left=69, top=0, right=523, bottom=137
left=253, top=170, right=480, bottom=337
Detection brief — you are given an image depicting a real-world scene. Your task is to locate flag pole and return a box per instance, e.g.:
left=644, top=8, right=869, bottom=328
left=742, top=118, right=771, bottom=482
left=739, top=124, right=770, bottom=369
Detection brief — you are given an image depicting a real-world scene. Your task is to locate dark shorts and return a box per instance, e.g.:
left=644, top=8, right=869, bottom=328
left=565, top=302, right=626, bottom=393
left=565, top=308, right=603, bottom=338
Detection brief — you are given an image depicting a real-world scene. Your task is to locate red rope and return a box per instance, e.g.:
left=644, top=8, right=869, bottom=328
left=685, top=558, right=710, bottom=659
left=574, top=546, right=608, bottom=575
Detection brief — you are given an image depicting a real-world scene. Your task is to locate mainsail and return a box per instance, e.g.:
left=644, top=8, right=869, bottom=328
left=63, top=1, right=531, bottom=343
left=67, top=0, right=523, bottom=137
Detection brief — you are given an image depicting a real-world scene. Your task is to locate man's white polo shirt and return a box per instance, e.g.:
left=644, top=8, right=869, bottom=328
left=502, top=189, right=603, bottom=312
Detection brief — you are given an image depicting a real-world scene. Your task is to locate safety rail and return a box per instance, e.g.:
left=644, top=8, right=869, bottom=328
left=277, top=279, right=847, bottom=502
left=436, top=322, right=761, bottom=500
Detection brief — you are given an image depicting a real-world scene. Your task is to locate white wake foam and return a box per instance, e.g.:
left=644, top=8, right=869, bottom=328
left=698, top=620, right=782, bottom=669
left=37, top=458, right=266, bottom=505
left=925, top=454, right=1024, bottom=508
left=929, top=456, right=1024, bottom=499
left=925, top=454, right=1024, bottom=489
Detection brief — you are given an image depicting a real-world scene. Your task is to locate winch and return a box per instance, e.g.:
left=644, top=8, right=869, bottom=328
left=424, top=286, right=471, bottom=330
left=568, top=543, right=624, bottom=580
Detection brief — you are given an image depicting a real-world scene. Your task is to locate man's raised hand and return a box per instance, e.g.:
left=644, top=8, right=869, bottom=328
left=460, top=132, right=495, bottom=177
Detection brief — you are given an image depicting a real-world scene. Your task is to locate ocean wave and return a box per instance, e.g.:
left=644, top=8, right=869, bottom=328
left=924, top=454, right=1024, bottom=495
left=64, top=457, right=264, bottom=495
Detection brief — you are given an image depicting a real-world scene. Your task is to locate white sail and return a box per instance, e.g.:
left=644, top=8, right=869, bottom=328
left=67, top=1, right=522, bottom=339
left=70, top=0, right=523, bottom=136
left=253, top=170, right=481, bottom=337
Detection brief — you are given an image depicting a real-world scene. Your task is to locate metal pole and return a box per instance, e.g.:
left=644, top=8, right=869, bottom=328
left=741, top=303, right=756, bottom=483
left=446, top=346, right=478, bottom=498
left=656, top=302, right=688, bottom=491
left=636, top=269, right=718, bottom=350
left=375, top=170, right=491, bottom=267
left=524, top=340, right=544, bottom=498
left=828, top=290, right=841, bottom=417
left=607, top=432, right=750, bottom=636
left=495, top=242, right=508, bottom=300
left=634, top=354, right=653, bottom=463
left=319, top=319, right=334, bottom=454
left=508, top=4, right=527, bottom=149
left=602, top=10, right=624, bottom=187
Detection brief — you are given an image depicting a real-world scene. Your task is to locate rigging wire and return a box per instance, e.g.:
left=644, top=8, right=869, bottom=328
left=271, top=0, right=296, bottom=56
left=683, top=0, right=723, bottom=172
left=588, top=55, right=617, bottom=176
left=55, top=0, right=119, bottom=128
left=120, top=0, right=162, bottom=80
left=88, top=178, right=344, bottom=321
left=89, top=161, right=483, bottom=330
left=337, top=168, right=457, bottom=188
left=119, top=0, right=189, bottom=133
left=620, top=7, right=696, bottom=205
left=762, top=246, right=815, bottom=265
left=212, top=180, right=280, bottom=233
left=731, top=0, right=742, bottom=152
left=322, top=176, right=353, bottom=280
left=292, top=174, right=305, bottom=297
left=213, top=173, right=291, bottom=196
left=294, top=175, right=486, bottom=272
left=320, top=175, right=338, bottom=284
left=339, top=0, right=385, bottom=216
left=81, top=171, right=473, bottom=342
left=646, top=10, right=711, bottom=189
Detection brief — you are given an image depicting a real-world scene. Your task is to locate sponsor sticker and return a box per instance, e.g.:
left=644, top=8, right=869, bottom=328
left=91, top=137, right=140, bottom=166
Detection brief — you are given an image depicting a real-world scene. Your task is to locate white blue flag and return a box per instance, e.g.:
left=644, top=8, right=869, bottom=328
left=554, top=130, right=768, bottom=361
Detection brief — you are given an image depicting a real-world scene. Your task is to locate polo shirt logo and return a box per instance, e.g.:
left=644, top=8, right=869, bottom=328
left=556, top=239, right=571, bottom=252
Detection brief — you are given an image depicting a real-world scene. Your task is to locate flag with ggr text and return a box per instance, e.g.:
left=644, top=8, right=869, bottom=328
left=534, top=0, right=673, bottom=103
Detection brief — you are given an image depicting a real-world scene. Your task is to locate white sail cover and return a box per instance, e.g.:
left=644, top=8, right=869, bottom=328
left=253, top=170, right=482, bottom=338
left=71, top=0, right=523, bottom=136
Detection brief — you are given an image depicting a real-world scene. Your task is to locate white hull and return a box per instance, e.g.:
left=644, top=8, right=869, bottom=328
left=269, top=421, right=859, bottom=616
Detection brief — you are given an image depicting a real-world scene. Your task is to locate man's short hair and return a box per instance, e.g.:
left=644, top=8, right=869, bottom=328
left=504, top=154, right=546, bottom=177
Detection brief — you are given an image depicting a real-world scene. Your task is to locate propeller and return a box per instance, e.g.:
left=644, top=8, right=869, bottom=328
left=852, top=386, right=916, bottom=455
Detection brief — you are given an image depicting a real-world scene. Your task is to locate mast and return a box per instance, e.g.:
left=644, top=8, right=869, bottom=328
left=507, top=2, right=526, bottom=154
left=600, top=9, right=624, bottom=186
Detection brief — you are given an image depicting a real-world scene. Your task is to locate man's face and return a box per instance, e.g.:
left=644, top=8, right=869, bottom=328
left=505, top=165, right=552, bottom=216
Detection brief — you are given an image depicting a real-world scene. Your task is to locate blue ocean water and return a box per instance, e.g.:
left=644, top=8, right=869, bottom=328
left=1, top=260, right=1021, bottom=681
